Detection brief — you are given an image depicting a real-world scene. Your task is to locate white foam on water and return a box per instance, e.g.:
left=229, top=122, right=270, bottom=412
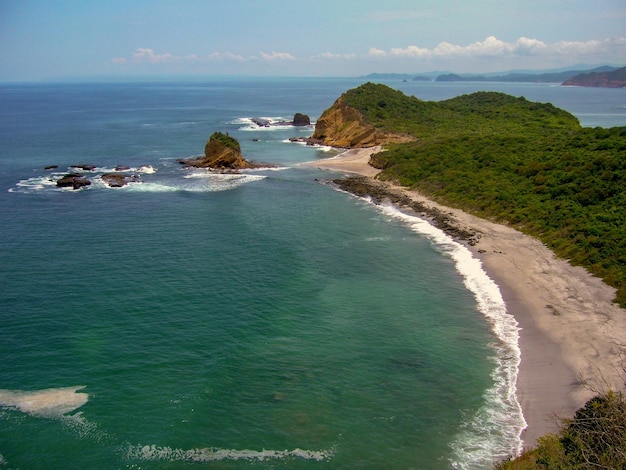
left=124, top=444, right=335, bottom=463
left=285, top=139, right=336, bottom=153
left=60, top=411, right=110, bottom=443
left=0, top=386, right=88, bottom=418
left=118, top=173, right=266, bottom=193
left=93, top=165, right=157, bottom=174
left=181, top=172, right=267, bottom=191
left=231, top=116, right=311, bottom=131
left=9, top=174, right=60, bottom=193
left=245, top=165, right=289, bottom=172
left=371, top=201, right=525, bottom=468
left=137, top=165, right=156, bottom=174
left=9, top=165, right=157, bottom=193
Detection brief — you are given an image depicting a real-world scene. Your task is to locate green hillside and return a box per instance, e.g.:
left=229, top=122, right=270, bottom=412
left=338, top=83, right=626, bottom=305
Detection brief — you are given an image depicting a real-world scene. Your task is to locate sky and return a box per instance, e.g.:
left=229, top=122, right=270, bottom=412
left=0, top=0, right=625, bottom=81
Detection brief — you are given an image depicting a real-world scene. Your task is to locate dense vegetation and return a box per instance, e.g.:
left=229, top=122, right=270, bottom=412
left=209, top=131, right=241, bottom=152
left=495, top=391, right=626, bottom=469
left=339, top=83, right=626, bottom=305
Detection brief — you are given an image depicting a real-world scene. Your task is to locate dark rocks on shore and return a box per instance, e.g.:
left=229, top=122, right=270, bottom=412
left=56, top=173, right=92, bottom=190
left=292, top=113, right=311, bottom=126
left=101, top=172, right=139, bottom=188
left=288, top=136, right=324, bottom=146
left=44, top=165, right=59, bottom=171
left=252, top=113, right=312, bottom=128
left=251, top=118, right=271, bottom=127
left=331, top=176, right=482, bottom=246
left=70, top=164, right=97, bottom=171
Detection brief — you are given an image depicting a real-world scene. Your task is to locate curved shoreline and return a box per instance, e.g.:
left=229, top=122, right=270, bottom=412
left=306, top=148, right=626, bottom=448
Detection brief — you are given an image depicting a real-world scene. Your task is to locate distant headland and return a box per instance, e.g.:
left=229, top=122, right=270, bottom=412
left=363, top=64, right=625, bottom=88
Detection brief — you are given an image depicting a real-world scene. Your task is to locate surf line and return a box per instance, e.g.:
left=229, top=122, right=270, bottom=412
left=124, top=444, right=335, bottom=463
left=340, top=189, right=526, bottom=464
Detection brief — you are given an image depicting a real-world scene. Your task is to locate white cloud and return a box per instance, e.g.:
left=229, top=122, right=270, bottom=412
left=366, top=36, right=626, bottom=61
left=110, top=37, right=625, bottom=74
left=514, top=37, right=547, bottom=55
left=207, top=51, right=246, bottom=61
left=132, top=48, right=175, bottom=63
left=389, top=45, right=431, bottom=58
left=259, top=51, right=296, bottom=61
left=315, top=52, right=358, bottom=60
left=552, top=37, right=626, bottom=56
left=113, top=48, right=249, bottom=65
left=367, top=48, right=387, bottom=57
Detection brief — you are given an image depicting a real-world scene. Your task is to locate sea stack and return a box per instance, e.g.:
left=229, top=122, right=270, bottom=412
left=178, top=132, right=257, bottom=170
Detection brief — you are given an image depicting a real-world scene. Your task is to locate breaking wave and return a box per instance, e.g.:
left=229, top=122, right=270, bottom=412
left=124, top=444, right=335, bottom=464
left=356, top=198, right=526, bottom=468
left=8, top=166, right=265, bottom=194
left=8, top=165, right=156, bottom=194
left=230, top=116, right=314, bottom=131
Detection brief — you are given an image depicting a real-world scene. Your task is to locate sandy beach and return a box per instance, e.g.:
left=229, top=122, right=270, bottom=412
left=307, top=147, right=626, bottom=447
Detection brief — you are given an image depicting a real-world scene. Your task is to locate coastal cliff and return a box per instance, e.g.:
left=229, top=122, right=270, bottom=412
left=179, top=132, right=257, bottom=169
left=311, top=90, right=416, bottom=148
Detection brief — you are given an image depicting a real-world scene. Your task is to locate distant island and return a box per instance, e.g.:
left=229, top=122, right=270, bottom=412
left=434, top=65, right=620, bottom=85
left=363, top=65, right=625, bottom=87
left=312, top=82, right=626, bottom=306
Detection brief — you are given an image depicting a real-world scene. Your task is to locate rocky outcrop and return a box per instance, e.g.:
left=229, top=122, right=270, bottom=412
left=292, top=113, right=311, bottom=126
left=178, top=132, right=258, bottom=170
left=70, top=164, right=97, bottom=171
left=331, top=176, right=481, bottom=245
left=311, top=97, right=415, bottom=148
left=251, top=114, right=311, bottom=127
left=101, top=172, right=139, bottom=188
left=251, top=118, right=271, bottom=127
left=311, top=99, right=378, bottom=148
left=56, top=173, right=91, bottom=190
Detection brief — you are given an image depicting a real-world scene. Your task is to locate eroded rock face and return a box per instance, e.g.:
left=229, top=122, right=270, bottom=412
left=312, top=100, right=379, bottom=148
left=311, top=98, right=414, bottom=148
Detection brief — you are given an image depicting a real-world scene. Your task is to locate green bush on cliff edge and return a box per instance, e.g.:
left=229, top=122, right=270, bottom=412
left=209, top=131, right=241, bottom=152
left=495, top=391, right=626, bottom=469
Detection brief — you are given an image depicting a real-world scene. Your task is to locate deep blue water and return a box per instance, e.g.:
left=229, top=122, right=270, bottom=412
left=0, top=78, right=624, bottom=469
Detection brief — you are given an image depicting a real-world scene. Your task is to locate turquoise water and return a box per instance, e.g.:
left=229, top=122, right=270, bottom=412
left=1, top=79, right=624, bottom=469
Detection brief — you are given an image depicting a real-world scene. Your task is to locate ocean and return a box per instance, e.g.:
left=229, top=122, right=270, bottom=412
left=1, top=78, right=624, bottom=469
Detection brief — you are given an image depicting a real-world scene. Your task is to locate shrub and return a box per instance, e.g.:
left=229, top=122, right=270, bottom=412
left=495, top=391, right=626, bottom=469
